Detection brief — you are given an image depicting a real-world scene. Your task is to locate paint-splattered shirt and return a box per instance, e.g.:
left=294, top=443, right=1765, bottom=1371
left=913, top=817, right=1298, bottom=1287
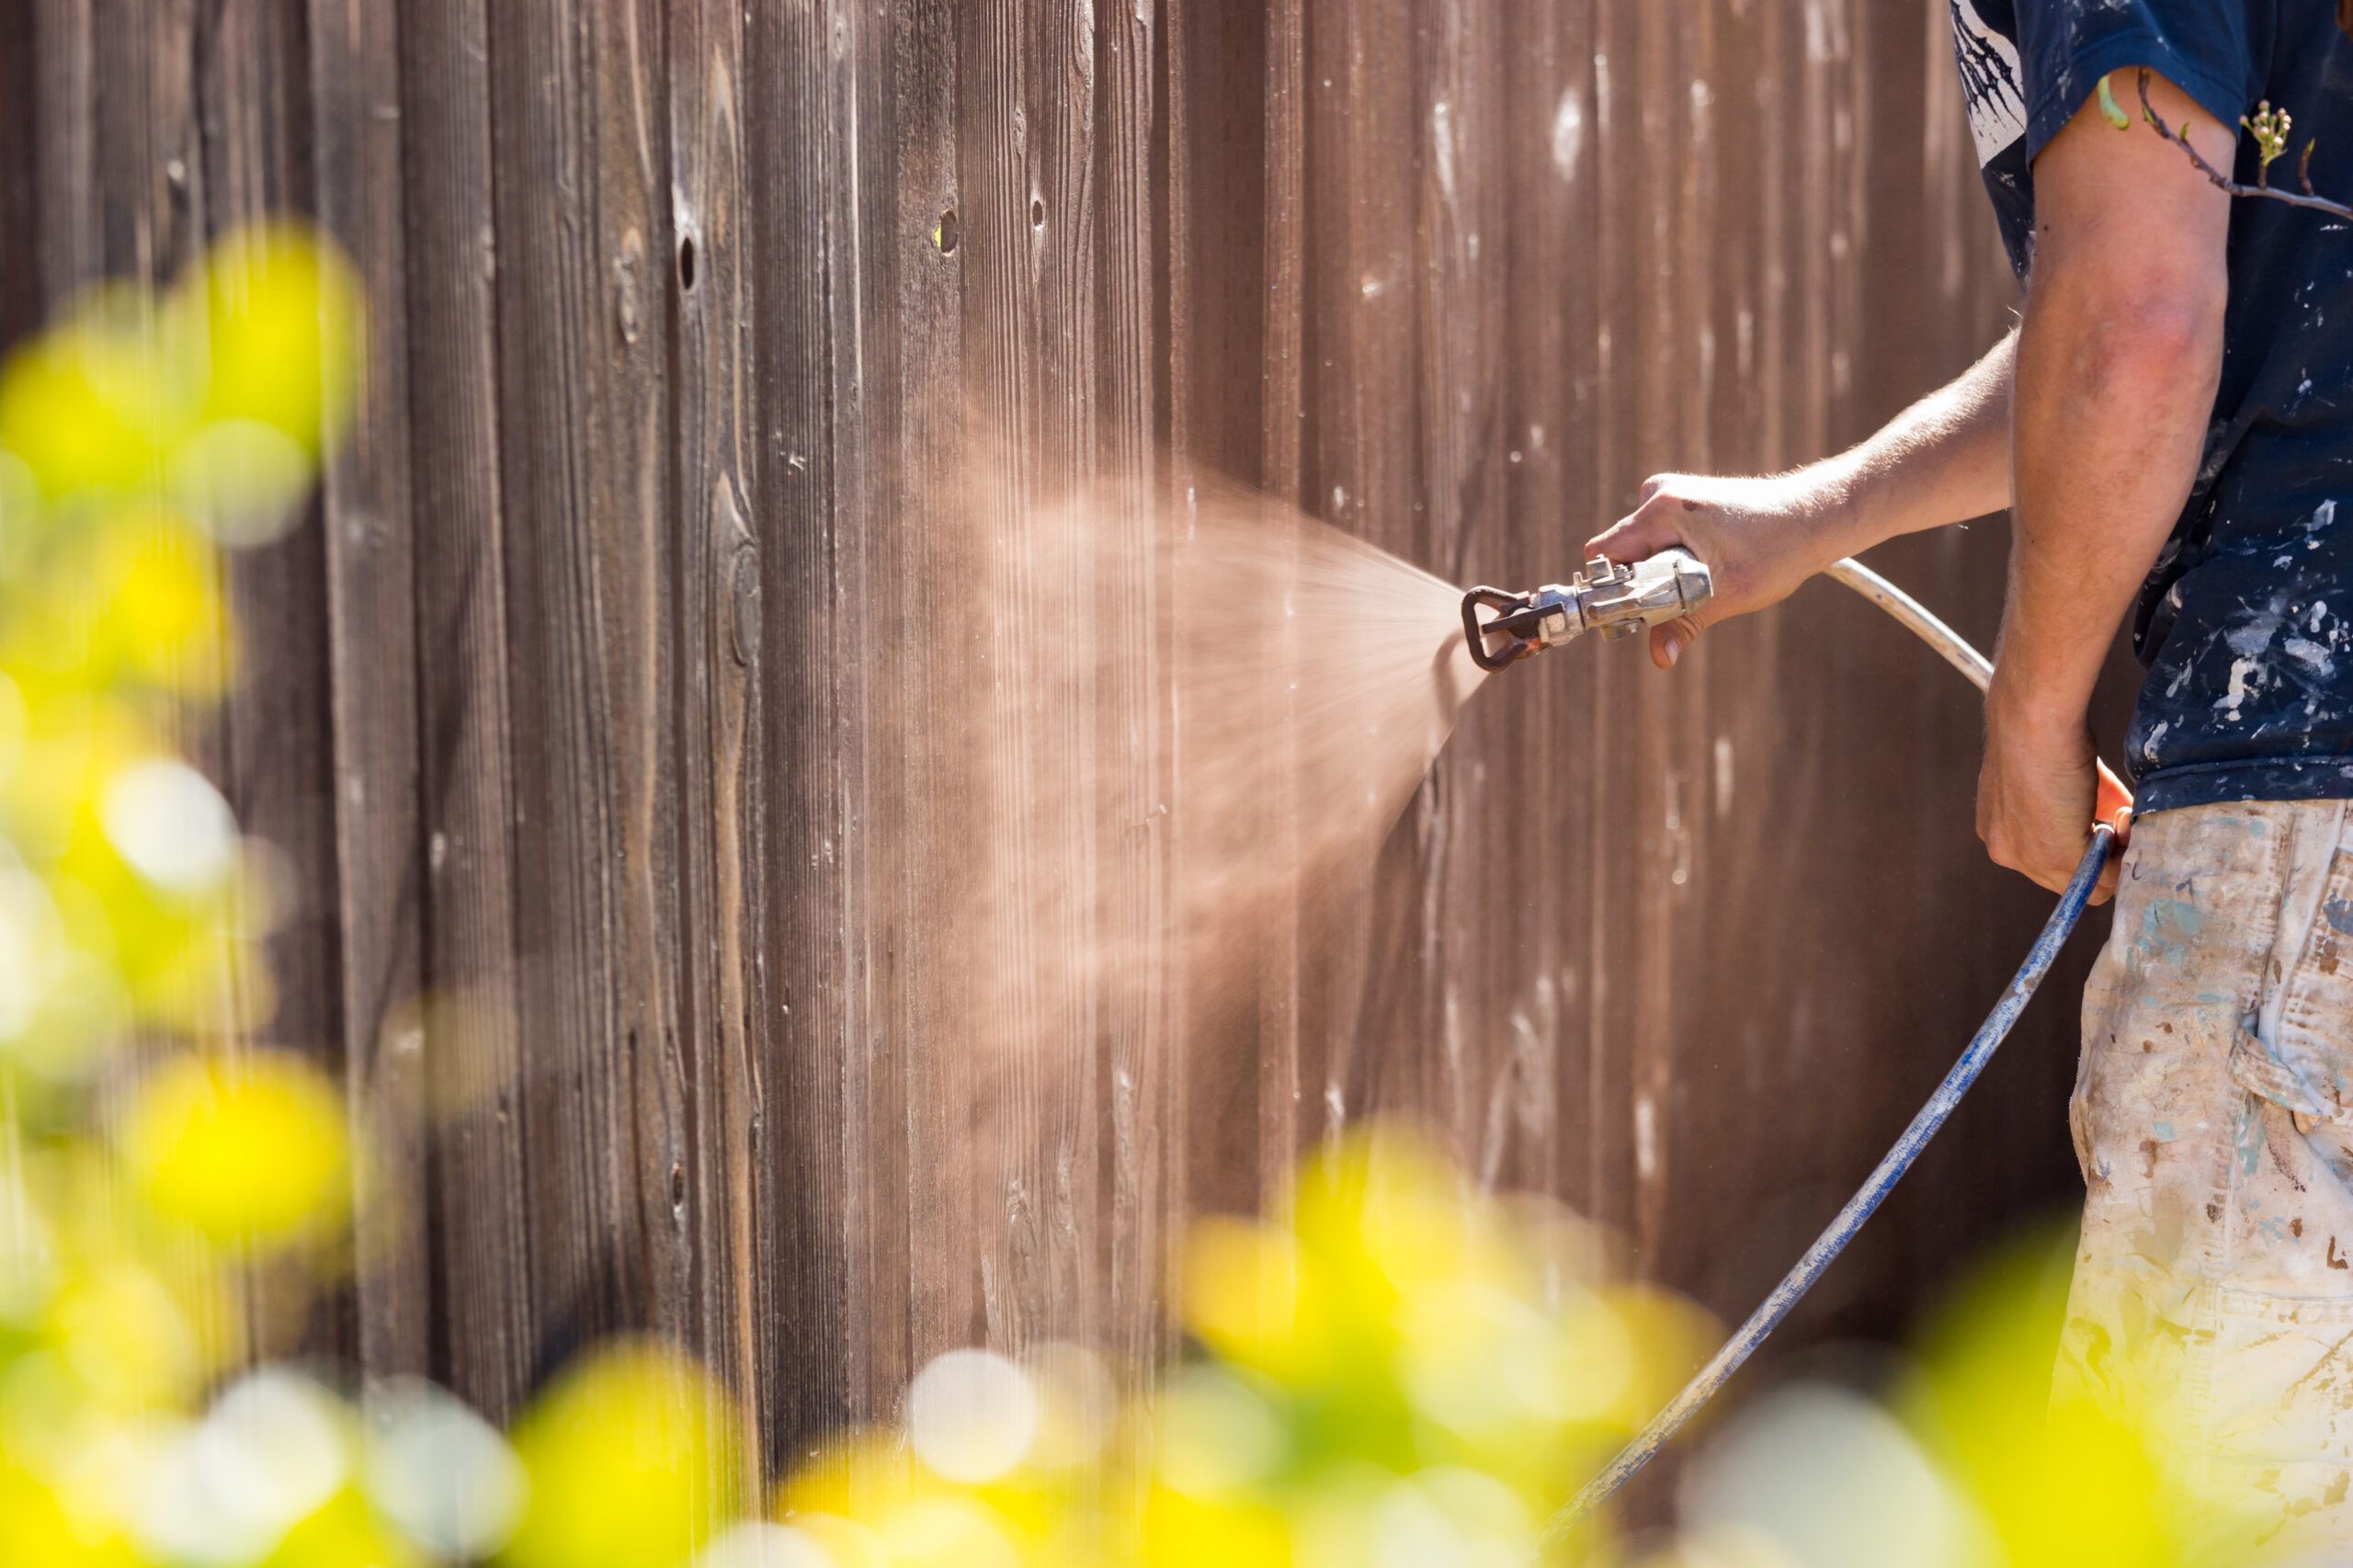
left=1952, top=0, right=2353, bottom=814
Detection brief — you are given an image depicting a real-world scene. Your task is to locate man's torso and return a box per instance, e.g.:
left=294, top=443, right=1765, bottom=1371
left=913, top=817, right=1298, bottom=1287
left=1956, top=0, right=2353, bottom=815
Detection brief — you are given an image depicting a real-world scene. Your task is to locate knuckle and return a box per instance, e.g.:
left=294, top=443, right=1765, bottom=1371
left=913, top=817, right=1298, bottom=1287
left=1631, top=499, right=1680, bottom=534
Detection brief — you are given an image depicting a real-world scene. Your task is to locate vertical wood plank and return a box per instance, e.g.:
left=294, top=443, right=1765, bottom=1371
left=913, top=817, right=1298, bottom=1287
left=1165, top=0, right=1278, bottom=1225
left=200, top=0, right=343, bottom=1039
left=190, top=0, right=355, bottom=1366
left=1485, top=0, right=1572, bottom=1196
left=752, top=0, right=893, bottom=1445
left=1255, top=0, right=1307, bottom=1217
left=1412, top=0, right=1506, bottom=1169
left=881, top=0, right=969, bottom=1405
left=665, top=0, right=762, bottom=1485
left=1578, top=0, right=1636, bottom=1244
left=308, top=0, right=430, bottom=1382
left=954, top=0, right=1102, bottom=1358
left=1094, top=0, right=1170, bottom=1372
left=0, top=5, right=39, bottom=348
left=394, top=0, right=537, bottom=1422
left=485, top=0, right=688, bottom=1361
left=588, top=0, right=691, bottom=1353
left=1302, top=0, right=1423, bottom=1125
left=28, top=1, right=98, bottom=306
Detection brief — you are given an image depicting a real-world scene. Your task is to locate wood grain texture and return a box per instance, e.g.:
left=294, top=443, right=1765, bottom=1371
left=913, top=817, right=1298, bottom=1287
left=0, top=6, right=38, bottom=350
left=664, top=0, right=763, bottom=1496
left=2, top=0, right=2105, bottom=1508
left=394, top=0, right=538, bottom=1424
left=753, top=0, right=853, bottom=1449
left=309, top=0, right=430, bottom=1384
left=25, top=1, right=99, bottom=306
left=485, top=0, right=694, bottom=1367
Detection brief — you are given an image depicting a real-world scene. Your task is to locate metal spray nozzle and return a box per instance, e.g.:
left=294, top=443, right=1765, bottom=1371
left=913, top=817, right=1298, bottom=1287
left=1461, top=549, right=1713, bottom=672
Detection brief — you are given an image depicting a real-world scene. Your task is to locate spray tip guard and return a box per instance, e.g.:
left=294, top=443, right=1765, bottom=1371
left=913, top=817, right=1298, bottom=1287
left=1461, top=585, right=1550, bottom=671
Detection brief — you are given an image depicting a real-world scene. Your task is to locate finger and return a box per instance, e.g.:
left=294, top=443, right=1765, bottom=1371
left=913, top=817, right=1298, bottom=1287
left=2093, top=762, right=2134, bottom=841
left=2025, top=858, right=2073, bottom=895
left=1585, top=512, right=1674, bottom=562
left=1636, top=473, right=1669, bottom=506
left=1980, top=831, right=2069, bottom=894
left=2088, top=821, right=2126, bottom=904
left=1649, top=612, right=1704, bottom=670
left=1585, top=495, right=1684, bottom=562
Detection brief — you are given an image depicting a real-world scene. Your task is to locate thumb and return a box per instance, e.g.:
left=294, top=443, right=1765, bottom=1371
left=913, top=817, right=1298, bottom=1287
left=1650, top=612, right=1705, bottom=670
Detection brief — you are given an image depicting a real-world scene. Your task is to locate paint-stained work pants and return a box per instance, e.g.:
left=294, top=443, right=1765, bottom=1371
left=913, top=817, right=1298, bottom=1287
left=2061, top=799, right=2353, bottom=1556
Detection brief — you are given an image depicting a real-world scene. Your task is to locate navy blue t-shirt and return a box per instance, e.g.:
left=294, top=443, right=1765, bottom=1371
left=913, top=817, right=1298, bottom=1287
left=1952, top=0, right=2353, bottom=814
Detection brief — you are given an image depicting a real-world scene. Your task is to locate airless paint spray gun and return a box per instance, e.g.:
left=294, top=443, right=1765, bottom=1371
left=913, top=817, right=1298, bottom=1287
left=1462, top=551, right=2132, bottom=1548
left=1461, top=550, right=1716, bottom=670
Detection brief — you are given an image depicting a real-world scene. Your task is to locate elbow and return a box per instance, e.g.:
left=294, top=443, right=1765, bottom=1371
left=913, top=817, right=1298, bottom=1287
left=2028, top=257, right=2226, bottom=392
left=2100, top=281, right=2226, bottom=377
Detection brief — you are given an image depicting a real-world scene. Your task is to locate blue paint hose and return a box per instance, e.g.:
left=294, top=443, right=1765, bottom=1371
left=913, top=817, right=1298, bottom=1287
left=1537, top=558, right=2128, bottom=1549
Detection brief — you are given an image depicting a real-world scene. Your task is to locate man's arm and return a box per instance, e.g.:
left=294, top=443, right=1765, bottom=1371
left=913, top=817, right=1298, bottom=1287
left=1978, top=72, right=2232, bottom=896
left=1586, top=330, right=2016, bottom=669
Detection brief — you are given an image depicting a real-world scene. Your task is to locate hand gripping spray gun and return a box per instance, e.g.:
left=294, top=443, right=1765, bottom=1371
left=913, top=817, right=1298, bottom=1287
left=1463, top=550, right=2131, bottom=1548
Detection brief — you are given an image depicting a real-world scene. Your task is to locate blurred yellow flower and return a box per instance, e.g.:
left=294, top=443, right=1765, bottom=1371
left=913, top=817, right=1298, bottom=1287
left=196, top=225, right=362, bottom=464
left=1181, top=1218, right=1303, bottom=1379
left=117, top=1051, right=349, bottom=1249
left=0, top=1456, right=142, bottom=1568
left=261, top=1485, right=426, bottom=1568
left=33, top=1254, right=205, bottom=1415
left=0, top=509, right=228, bottom=699
left=504, top=1340, right=739, bottom=1568
left=1137, top=1483, right=1291, bottom=1568
left=1898, top=1222, right=2250, bottom=1568
left=0, top=284, right=191, bottom=506
left=777, top=1425, right=917, bottom=1525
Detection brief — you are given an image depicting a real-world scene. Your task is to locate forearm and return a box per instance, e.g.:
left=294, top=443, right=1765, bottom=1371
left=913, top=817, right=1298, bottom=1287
left=1797, top=330, right=2017, bottom=562
left=1832, top=329, right=2018, bottom=550
left=1994, top=275, right=2223, bottom=735
left=1585, top=330, right=2022, bottom=662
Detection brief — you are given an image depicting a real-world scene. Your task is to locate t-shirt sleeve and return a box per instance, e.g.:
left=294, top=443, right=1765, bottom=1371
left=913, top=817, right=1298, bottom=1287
left=2015, top=0, right=2255, bottom=165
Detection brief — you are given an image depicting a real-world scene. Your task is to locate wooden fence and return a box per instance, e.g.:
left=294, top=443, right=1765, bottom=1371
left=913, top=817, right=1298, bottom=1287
left=2, top=0, right=2106, bottom=1485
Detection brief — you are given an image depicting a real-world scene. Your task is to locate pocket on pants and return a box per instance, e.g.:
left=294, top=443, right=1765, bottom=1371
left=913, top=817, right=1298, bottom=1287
left=2190, top=1287, right=2353, bottom=1555
left=2229, top=826, right=2353, bottom=1127
left=2203, top=1286, right=2353, bottom=1477
left=2226, top=1017, right=2348, bottom=1125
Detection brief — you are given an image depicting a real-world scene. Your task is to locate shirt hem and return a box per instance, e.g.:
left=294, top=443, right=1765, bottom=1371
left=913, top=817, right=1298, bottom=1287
left=2132, top=756, right=2353, bottom=817
left=2023, top=33, right=2249, bottom=168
